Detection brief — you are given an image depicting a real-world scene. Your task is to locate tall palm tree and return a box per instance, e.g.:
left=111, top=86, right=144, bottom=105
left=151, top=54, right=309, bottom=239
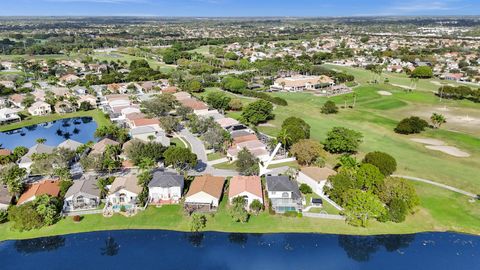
left=277, top=129, right=292, bottom=157
left=36, top=138, right=47, bottom=144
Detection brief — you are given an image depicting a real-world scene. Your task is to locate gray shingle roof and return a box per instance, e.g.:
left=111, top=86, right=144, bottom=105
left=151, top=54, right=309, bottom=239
left=149, top=171, right=184, bottom=188
left=65, top=177, right=101, bottom=199
left=266, top=176, right=301, bottom=200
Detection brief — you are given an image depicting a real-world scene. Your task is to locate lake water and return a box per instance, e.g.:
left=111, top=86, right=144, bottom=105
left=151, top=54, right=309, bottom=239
left=0, top=117, right=98, bottom=149
left=0, top=230, right=477, bottom=270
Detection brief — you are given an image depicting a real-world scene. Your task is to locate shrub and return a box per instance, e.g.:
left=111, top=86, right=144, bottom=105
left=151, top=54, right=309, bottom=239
left=363, top=151, right=397, bottom=176
left=299, top=184, right=313, bottom=194
left=394, top=116, right=429, bottom=134
left=120, top=205, right=126, bottom=212
left=324, top=127, right=363, bottom=153
left=284, top=211, right=300, bottom=217
left=321, top=100, right=339, bottom=114
left=388, top=198, right=408, bottom=223
left=72, top=215, right=82, bottom=222
left=411, top=66, right=433, bottom=78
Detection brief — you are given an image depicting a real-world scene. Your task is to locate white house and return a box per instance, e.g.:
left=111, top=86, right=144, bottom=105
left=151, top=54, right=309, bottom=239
left=271, top=75, right=334, bottom=92
left=106, top=175, right=142, bottom=210
left=28, top=101, right=51, bottom=116
left=148, top=171, right=184, bottom=205
left=0, top=108, right=20, bottom=125
left=228, top=176, right=263, bottom=209
left=63, top=177, right=101, bottom=212
left=0, top=185, right=12, bottom=210
left=296, top=167, right=337, bottom=195
left=265, top=176, right=303, bottom=213
left=18, top=144, right=55, bottom=171
left=184, top=174, right=225, bottom=212
left=130, top=126, right=170, bottom=146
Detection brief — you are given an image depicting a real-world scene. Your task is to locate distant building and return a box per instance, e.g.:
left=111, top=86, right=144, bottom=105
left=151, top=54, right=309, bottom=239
left=271, top=75, right=334, bottom=92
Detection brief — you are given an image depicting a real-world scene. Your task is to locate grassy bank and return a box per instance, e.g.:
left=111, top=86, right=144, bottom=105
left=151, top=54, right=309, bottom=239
left=0, top=110, right=111, bottom=132
left=0, top=182, right=478, bottom=241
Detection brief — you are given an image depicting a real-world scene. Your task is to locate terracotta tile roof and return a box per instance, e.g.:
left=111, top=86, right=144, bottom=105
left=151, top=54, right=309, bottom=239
left=9, top=94, right=24, bottom=104
left=162, top=86, right=178, bottom=94
left=300, top=167, right=337, bottom=183
left=228, top=176, right=263, bottom=199
left=0, top=149, right=12, bottom=156
left=17, top=180, right=60, bottom=205
left=186, top=174, right=225, bottom=199
left=179, top=99, right=208, bottom=110
left=132, top=118, right=160, bottom=127
left=233, top=134, right=258, bottom=144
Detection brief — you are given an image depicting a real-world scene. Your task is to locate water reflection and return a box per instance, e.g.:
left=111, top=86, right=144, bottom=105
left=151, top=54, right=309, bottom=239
left=186, top=233, right=204, bottom=248
left=100, top=237, right=120, bottom=256
left=0, top=117, right=97, bottom=149
left=338, top=234, right=416, bottom=262
left=228, top=233, right=248, bottom=247
left=14, top=236, right=65, bottom=254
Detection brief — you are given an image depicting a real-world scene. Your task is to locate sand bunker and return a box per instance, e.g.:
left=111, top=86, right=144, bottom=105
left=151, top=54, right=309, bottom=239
left=411, top=138, right=470, bottom=157
left=411, top=138, right=445, bottom=146
left=425, top=145, right=471, bottom=158
left=377, top=91, right=392, bottom=96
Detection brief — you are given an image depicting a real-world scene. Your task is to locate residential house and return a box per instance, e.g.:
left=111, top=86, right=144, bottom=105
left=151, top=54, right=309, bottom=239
left=271, top=75, right=334, bottom=92
left=63, top=176, right=101, bottom=212
left=216, top=117, right=239, bottom=129
left=0, top=184, right=12, bottom=210
left=179, top=98, right=209, bottom=115
left=28, top=101, right=52, bottom=116
left=296, top=167, right=337, bottom=195
left=59, top=74, right=80, bottom=85
left=90, top=138, right=120, bottom=155
left=17, top=180, right=60, bottom=205
left=55, top=101, right=75, bottom=114
left=184, top=174, right=225, bottom=213
left=57, top=139, right=83, bottom=152
left=9, top=94, right=25, bottom=109
left=148, top=171, right=184, bottom=205
left=77, top=95, right=97, bottom=108
left=227, top=139, right=269, bottom=162
left=228, top=176, right=263, bottom=208
left=19, top=144, right=55, bottom=170
left=130, top=126, right=170, bottom=146
left=266, top=176, right=303, bottom=213
left=106, top=175, right=142, bottom=210
left=0, top=108, right=21, bottom=125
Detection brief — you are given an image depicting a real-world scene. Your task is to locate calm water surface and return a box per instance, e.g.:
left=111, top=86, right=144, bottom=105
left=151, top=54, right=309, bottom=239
left=0, top=117, right=97, bottom=149
left=0, top=230, right=478, bottom=270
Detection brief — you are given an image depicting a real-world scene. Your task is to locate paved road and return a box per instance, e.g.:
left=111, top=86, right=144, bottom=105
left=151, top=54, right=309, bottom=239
left=392, top=174, right=478, bottom=198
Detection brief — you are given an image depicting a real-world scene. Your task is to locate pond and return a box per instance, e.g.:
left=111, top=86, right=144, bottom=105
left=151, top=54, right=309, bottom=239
left=0, top=117, right=98, bottom=149
left=0, top=230, right=477, bottom=270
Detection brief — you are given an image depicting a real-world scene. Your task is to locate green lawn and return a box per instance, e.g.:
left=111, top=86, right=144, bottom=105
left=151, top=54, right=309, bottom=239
left=0, top=110, right=111, bottom=132
left=258, top=84, right=480, bottom=194
left=171, top=137, right=190, bottom=149
left=92, top=52, right=176, bottom=73
left=0, top=182, right=477, bottom=241
left=207, top=152, right=226, bottom=161
left=213, top=161, right=238, bottom=170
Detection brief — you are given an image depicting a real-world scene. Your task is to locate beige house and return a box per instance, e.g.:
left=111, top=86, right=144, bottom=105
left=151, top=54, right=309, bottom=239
left=28, top=101, right=52, bottom=116
left=272, top=75, right=334, bottom=92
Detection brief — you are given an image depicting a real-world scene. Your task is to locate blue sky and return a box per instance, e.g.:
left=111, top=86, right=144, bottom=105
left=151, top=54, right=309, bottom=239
left=2, top=0, right=479, bottom=16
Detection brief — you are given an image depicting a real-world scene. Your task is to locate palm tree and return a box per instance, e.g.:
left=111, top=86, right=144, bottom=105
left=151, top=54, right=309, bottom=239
left=36, top=138, right=47, bottom=144
left=138, top=157, right=155, bottom=172
left=277, top=129, right=292, bottom=157
left=431, top=113, right=446, bottom=129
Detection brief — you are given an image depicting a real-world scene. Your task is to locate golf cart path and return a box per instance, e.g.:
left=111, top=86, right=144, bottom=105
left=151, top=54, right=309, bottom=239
left=392, top=174, right=477, bottom=198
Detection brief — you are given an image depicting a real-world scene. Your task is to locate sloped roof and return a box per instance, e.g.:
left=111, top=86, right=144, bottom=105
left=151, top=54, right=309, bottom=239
left=300, top=167, right=336, bottom=183
left=228, top=176, right=262, bottom=199
left=65, top=177, right=101, bottom=199
left=17, top=180, right=60, bottom=205
left=91, top=138, right=119, bottom=155
left=58, top=139, right=83, bottom=151
left=109, top=175, right=142, bottom=195
left=149, top=171, right=184, bottom=188
left=266, top=176, right=301, bottom=200
left=186, top=174, right=225, bottom=199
